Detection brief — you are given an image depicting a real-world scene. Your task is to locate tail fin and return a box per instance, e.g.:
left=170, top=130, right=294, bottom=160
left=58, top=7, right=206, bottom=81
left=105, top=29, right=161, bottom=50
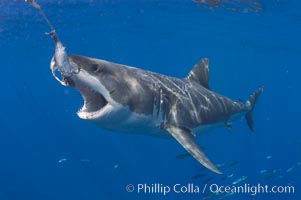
left=245, top=86, right=264, bottom=132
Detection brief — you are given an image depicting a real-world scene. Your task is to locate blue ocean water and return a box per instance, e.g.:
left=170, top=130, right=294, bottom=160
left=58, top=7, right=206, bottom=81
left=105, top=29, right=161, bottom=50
left=0, top=0, right=300, bottom=199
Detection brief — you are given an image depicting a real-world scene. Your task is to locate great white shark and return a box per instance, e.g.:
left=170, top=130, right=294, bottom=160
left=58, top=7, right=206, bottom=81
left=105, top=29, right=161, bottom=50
left=27, top=0, right=263, bottom=174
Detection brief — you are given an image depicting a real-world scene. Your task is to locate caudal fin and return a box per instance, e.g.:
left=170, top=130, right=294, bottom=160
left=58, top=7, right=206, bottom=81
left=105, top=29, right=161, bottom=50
left=245, top=86, right=264, bottom=132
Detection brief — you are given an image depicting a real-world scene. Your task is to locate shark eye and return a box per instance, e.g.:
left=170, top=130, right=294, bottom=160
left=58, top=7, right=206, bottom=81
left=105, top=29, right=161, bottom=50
left=91, top=64, right=101, bottom=73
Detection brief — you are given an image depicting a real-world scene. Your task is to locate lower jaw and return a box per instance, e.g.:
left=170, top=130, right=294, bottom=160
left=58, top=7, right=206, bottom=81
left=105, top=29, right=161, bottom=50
left=77, top=103, right=113, bottom=120
left=77, top=110, right=101, bottom=120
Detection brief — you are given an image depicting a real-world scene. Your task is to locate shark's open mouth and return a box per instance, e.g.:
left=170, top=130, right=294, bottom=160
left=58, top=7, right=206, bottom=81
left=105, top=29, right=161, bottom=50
left=76, top=85, right=109, bottom=119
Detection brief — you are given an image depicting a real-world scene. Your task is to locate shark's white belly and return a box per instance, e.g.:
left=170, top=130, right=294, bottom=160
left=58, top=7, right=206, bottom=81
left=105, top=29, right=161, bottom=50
left=90, top=104, right=168, bottom=137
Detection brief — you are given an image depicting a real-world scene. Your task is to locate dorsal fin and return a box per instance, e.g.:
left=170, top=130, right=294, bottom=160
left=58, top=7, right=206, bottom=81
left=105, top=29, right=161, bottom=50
left=186, top=58, right=210, bottom=89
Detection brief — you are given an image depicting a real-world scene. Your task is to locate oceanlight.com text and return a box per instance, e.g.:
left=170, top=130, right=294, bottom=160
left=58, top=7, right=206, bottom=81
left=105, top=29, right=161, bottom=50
left=207, top=183, right=294, bottom=195
left=125, top=183, right=295, bottom=196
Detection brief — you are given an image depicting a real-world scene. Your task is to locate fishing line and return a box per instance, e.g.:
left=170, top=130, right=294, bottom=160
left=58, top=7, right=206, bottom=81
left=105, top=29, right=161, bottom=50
left=25, top=0, right=56, bottom=32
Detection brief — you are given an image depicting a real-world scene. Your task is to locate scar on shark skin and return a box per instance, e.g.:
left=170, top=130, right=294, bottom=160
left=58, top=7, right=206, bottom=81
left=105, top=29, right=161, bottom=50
left=26, top=0, right=264, bottom=174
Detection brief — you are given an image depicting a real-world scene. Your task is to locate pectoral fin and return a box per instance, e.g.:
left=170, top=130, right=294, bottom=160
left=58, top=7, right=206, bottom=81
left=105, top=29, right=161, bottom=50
left=166, top=125, right=222, bottom=174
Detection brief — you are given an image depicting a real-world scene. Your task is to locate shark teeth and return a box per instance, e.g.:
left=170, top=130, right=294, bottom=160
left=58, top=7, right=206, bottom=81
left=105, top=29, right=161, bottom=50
left=77, top=103, right=114, bottom=120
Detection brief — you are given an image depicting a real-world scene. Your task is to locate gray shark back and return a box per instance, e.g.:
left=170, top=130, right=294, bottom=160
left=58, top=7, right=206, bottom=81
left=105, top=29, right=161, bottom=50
left=102, top=63, right=249, bottom=130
